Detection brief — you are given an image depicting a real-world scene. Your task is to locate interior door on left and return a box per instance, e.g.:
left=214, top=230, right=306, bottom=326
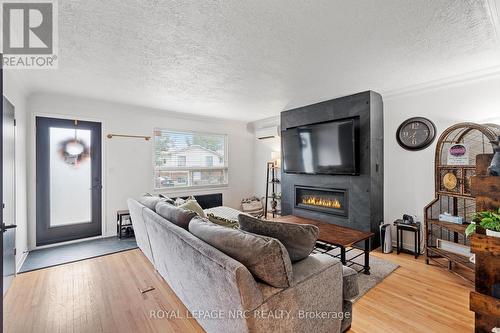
left=2, top=97, right=16, bottom=295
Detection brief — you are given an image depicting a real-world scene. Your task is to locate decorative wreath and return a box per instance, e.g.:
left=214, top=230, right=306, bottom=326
left=58, top=138, right=90, bottom=166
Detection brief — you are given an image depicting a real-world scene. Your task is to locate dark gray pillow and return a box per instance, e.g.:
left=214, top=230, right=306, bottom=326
left=189, top=217, right=293, bottom=288
left=238, top=214, right=319, bottom=262
left=158, top=194, right=175, bottom=205
left=138, top=194, right=166, bottom=211
left=155, top=201, right=196, bottom=230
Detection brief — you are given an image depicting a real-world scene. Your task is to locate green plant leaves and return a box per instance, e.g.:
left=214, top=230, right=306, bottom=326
left=467, top=209, right=500, bottom=236
left=465, top=223, right=477, bottom=238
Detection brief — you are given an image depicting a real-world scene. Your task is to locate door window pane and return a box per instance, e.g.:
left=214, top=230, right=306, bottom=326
left=49, top=127, right=92, bottom=226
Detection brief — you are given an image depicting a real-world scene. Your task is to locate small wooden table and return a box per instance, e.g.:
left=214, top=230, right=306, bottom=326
left=273, top=215, right=374, bottom=274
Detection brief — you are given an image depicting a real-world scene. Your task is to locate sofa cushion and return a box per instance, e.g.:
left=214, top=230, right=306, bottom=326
left=138, top=194, right=166, bottom=211
left=155, top=201, right=197, bottom=230
left=238, top=214, right=319, bottom=262
left=179, top=199, right=207, bottom=218
left=189, top=217, right=293, bottom=288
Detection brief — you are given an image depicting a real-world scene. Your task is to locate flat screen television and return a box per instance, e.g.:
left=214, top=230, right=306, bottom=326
left=281, top=117, right=360, bottom=175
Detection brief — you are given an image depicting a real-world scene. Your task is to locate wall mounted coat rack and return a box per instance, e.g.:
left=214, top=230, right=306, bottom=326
left=106, top=134, right=151, bottom=141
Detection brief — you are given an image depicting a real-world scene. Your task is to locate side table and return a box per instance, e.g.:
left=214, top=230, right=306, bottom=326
left=395, top=221, right=421, bottom=259
left=117, top=210, right=133, bottom=239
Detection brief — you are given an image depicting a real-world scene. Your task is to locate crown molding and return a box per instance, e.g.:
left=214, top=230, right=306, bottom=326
left=382, top=65, right=500, bottom=100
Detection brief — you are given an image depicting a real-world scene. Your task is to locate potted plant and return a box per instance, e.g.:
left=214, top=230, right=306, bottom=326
left=465, top=208, right=500, bottom=238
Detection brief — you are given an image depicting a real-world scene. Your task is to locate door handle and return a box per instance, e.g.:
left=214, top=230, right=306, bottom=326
left=1, top=223, right=17, bottom=233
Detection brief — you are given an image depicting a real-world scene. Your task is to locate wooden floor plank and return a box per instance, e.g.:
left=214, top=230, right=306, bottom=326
left=4, top=248, right=473, bottom=333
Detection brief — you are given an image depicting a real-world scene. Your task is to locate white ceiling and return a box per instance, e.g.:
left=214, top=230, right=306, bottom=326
left=12, top=0, right=500, bottom=121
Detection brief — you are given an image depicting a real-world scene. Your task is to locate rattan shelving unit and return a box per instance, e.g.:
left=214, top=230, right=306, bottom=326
left=424, top=122, right=500, bottom=282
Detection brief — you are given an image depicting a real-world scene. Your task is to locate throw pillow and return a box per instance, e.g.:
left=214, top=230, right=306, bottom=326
left=179, top=199, right=207, bottom=218
left=155, top=201, right=197, bottom=230
left=189, top=217, right=293, bottom=288
left=174, top=197, right=186, bottom=206
left=173, top=195, right=196, bottom=206
left=138, top=194, right=166, bottom=211
left=238, top=214, right=319, bottom=262
left=158, top=194, right=175, bottom=205
left=206, top=213, right=239, bottom=229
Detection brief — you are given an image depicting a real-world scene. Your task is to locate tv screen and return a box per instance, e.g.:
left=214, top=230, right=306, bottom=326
left=281, top=118, right=359, bottom=175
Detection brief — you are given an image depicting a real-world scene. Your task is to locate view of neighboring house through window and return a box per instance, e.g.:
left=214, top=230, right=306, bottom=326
left=154, top=129, right=228, bottom=188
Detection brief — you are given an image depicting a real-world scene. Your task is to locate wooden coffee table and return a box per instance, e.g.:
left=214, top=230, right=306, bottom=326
left=273, top=215, right=374, bottom=275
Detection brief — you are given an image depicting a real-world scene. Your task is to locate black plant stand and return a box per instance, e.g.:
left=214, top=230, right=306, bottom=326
left=264, top=162, right=281, bottom=218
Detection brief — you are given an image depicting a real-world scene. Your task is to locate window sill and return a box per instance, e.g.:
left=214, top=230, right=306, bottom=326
left=152, top=184, right=229, bottom=194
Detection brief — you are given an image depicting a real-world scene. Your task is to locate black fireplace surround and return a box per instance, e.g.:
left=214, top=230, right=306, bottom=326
left=280, top=91, right=383, bottom=249
left=295, top=186, right=348, bottom=218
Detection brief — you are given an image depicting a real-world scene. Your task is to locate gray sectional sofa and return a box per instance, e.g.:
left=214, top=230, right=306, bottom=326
left=128, top=198, right=358, bottom=333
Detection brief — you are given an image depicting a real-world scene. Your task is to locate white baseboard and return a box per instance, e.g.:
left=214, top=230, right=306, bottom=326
left=16, top=251, right=29, bottom=274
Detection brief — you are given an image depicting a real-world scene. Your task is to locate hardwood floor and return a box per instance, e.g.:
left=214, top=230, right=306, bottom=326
left=349, top=251, right=474, bottom=333
left=4, top=249, right=204, bottom=333
left=4, top=249, right=474, bottom=333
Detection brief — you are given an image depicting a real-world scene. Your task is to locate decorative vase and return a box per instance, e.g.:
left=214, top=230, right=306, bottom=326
left=486, top=229, right=500, bottom=238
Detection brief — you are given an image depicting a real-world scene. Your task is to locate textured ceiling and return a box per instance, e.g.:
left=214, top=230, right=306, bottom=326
left=13, top=0, right=500, bottom=121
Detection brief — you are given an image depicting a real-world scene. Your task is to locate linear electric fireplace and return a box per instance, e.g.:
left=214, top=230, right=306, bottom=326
left=295, top=186, right=348, bottom=217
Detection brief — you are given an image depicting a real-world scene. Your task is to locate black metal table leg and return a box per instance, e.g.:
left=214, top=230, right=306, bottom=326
left=396, top=226, right=400, bottom=254
left=417, top=226, right=421, bottom=258
left=363, top=238, right=371, bottom=275
left=340, top=247, right=346, bottom=265
left=414, top=228, right=418, bottom=259
left=119, top=215, right=123, bottom=239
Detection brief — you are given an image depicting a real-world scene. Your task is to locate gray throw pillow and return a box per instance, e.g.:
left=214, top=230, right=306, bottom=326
left=138, top=194, right=166, bottom=211
left=155, top=201, right=197, bottom=230
left=189, top=217, right=293, bottom=288
left=158, top=194, right=175, bottom=205
left=238, top=214, right=319, bottom=262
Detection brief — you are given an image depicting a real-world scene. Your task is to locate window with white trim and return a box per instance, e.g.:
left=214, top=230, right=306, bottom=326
left=153, top=129, right=228, bottom=189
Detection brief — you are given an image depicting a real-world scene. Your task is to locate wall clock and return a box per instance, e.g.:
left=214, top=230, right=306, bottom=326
left=443, top=172, right=458, bottom=191
left=396, top=117, right=437, bottom=151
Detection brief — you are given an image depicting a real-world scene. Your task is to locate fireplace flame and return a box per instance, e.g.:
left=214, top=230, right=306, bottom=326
left=301, top=196, right=342, bottom=209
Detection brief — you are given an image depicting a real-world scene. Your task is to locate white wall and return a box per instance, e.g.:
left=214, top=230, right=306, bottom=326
left=250, top=74, right=500, bottom=251
left=3, top=71, right=29, bottom=270
left=251, top=117, right=281, bottom=200
left=27, top=92, right=255, bottom=249
left=384, top=75, right=500, bottom=250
